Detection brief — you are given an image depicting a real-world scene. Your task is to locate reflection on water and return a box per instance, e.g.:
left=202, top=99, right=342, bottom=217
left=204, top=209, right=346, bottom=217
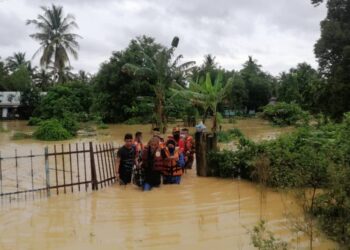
left=0, top=119, right=336, bottom=249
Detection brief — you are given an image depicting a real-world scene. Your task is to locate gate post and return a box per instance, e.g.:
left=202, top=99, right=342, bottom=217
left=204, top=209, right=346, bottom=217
left=89, top=142, right=98, bottom=190
left=44, top=146, right=51, bottom=197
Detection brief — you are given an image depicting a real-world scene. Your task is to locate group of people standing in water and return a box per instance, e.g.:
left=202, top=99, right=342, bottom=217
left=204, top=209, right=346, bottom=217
left=115, top=127, right=195, bottom=191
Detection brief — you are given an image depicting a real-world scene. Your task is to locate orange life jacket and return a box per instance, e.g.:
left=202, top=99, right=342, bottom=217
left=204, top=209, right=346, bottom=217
left=185, top=136, right=194, bottom=153
left=142, top=146, right=164, bottom=172
left=163, top=148, right=183, bottom=176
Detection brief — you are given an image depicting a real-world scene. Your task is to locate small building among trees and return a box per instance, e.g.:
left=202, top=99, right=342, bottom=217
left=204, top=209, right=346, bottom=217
left=0, top=92, right=21, bottom=119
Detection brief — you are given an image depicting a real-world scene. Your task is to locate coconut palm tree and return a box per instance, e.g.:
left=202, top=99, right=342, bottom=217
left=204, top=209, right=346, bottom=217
left=26, top=4, right=81, bottom=83
left=122, top=36, right=195, bottom=133
left=76, top=70, right=92, bottom=84
left=33, top=68, right=53, bottom=90
left=6, top=52, right=31, bottom=73
left=173, top=72, right=234, bottom=132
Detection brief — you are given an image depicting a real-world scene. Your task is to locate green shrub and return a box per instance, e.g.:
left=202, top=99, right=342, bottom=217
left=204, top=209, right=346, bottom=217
left=262, top=102, right=310, bottom=126
left=217, top=128, right=244, bottom=143
left=208, top=150, right=238, bottom=177
left=11, top=132, right=32, bottom=140
left=210, top=112, right=350, bottom=247
left=27, top=117, right=42, bottom=126
left=97, top=123, right=109, bottom=129
left=34, top=119, right=72, bottom=141
left=60, top=113, right=79, bottom=136
left=124, top=116, right=151, bottom=125
left=35, top=83, right=93, bottom=121
left=313, top=163, right=350, bottom=247
left=249, top=220, right=288, bottom=250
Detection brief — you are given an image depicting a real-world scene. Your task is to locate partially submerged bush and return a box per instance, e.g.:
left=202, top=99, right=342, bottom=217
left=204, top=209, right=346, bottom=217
left=27, top=117, right=42, bottom=126
left=34, top=119, right=72, bottom=141
left=11, top=132, right=32, bottom=140
left=249, top=220, right=288, bottom=250
left=262, top=102, right=310, bottom=126
left=97, top=123, right=109, bottom=129
left=217, top=128, right=244, bottom=143
left=60, top=113, right=79, bottom=136
left=210, top=113, right=350, bottom=247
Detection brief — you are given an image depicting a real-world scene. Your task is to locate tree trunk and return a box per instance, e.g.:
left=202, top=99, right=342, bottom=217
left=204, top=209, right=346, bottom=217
left=212, top=111, right=217, bottom=132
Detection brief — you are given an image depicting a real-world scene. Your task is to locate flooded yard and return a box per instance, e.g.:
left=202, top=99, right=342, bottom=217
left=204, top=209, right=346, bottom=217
left=0, top=119, right=336, bottom=249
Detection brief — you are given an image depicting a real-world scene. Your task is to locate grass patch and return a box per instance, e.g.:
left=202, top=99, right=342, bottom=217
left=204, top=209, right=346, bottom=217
left=11, top=132, right=32, bottom=140
left=0, top=127, right=9, bottom=133
left=97, top=123, right=109, bottom=129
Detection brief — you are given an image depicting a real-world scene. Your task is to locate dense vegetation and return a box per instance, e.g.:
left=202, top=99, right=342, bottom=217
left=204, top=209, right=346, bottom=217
left=209, top=113, right=350, bottom=247
left=262, top=102, right=310, bottom=126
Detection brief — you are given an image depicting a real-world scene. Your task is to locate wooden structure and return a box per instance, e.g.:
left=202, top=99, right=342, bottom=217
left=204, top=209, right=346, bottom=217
left=195, top=132, right=217, bottom=177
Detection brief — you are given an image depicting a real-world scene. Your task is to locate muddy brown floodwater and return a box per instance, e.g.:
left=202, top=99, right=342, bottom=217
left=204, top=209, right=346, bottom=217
left=0, top=119, right=337, bottom=249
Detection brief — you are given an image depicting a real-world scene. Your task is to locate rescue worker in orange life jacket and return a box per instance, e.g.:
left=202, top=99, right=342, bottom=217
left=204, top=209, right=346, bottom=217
left=181, top=128, right=195, bottom=169
left=172, top=127, right=185, bottom=153
left=163, top=139, right=185, bottom=184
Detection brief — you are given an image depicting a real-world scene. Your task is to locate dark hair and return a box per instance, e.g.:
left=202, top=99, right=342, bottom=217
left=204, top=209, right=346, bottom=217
left=135, top=131, right=142, bottom=137
left=153, top=127, right=160, bottom=132
left=181, top=128, right=189, bottom=132
left=124, top=133, right=133, bottom=140
left=166, top=139, right=176, bottom=147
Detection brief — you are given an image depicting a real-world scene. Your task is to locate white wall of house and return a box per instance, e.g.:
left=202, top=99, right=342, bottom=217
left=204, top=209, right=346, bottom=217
left=2, top=107, right=8, bottom=118
left=0, top=92, right=21, bottom=118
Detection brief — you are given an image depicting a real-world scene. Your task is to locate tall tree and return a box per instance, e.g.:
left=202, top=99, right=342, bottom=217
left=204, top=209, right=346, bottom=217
left=33, top=68, right=53, bottom=90
left=27, top=4, right=81, bottom=83
left=312, top=0, right=350, bottom=120
left=0, top=57, right=9, bottom=90
left=240, top=57, right=273, bottom=112
left=278, top=63, right=323, bottom=113
left=93, top=36, right=162, bottom=123
left=122, top=36, right=195, bottom=132
left=6, top=52, right=31, bottom=73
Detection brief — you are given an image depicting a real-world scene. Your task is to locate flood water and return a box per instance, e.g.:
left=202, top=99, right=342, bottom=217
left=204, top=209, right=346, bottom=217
left=0, top=119, right=337, bottom=249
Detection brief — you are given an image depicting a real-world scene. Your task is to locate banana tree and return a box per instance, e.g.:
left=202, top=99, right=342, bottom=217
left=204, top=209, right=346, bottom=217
left=173, top=72, right=233, bottom=132
left=122, top=37, right=195, bottom=133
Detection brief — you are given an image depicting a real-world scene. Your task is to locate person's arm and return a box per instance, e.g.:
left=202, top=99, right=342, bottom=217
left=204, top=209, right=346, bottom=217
left=178, top=153, right=185, bottom=168
left=115, top=149, right=121, bottom=177
left=115, top=157, right=120, bottom=177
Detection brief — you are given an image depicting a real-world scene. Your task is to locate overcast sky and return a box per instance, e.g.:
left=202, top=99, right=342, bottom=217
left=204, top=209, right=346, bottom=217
left=0, top=0, right=326, bottom=76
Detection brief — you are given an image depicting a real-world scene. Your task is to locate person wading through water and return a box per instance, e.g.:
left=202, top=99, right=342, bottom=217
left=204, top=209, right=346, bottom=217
left=181, top=128, right=195, bottom=169
left=171, top=127, right=185, bottom=152
left=141, top=136, right=165, bottom=191
left=163, top=139, right=185, bottom=184
left=115, top=133, right=136, bottom=185
left=133, top=131, right=144, bottom=187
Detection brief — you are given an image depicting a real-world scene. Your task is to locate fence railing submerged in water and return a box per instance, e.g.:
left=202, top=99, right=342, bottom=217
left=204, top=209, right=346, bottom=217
left=0, top=142, right=118, bottom=203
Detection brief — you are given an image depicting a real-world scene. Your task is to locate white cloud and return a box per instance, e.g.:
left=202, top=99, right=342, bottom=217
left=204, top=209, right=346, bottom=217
left=0, top=0, right=327, bottom=75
